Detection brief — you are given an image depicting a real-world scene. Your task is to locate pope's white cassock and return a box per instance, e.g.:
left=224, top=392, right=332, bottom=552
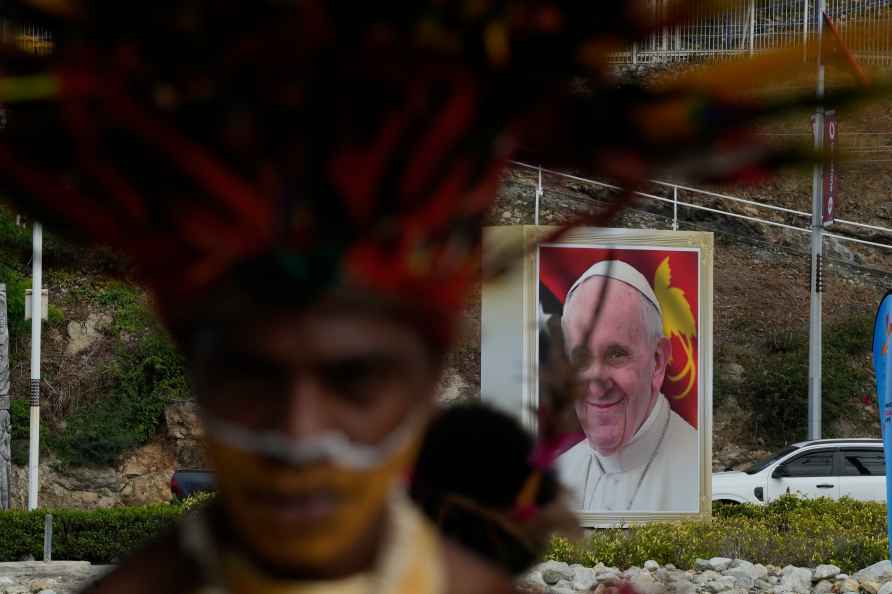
left=557, top=394, right=699, bottom=512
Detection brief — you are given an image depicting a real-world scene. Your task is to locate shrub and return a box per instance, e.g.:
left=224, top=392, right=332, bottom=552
left=547, top=496, right=888, bottom=574
left=737, top=317, right=874, bottom=446
left=0, top=503, right=185, bottom=563
left=9, top=397, right=35, bottom=466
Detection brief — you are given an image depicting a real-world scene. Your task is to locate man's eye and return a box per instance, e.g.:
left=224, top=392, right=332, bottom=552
left=318, top=358, right=398, bottom=403
left=605, top=347, right=630, bottom=363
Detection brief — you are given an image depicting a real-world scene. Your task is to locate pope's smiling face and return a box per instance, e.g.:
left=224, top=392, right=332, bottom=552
left=562, top=276, right=670, bottom=456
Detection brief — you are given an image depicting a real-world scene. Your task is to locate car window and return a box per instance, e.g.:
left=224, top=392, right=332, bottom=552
left=781, top=450, right=835, bottom=477
left=747, top=445, right=799, bottom=475
left=840, top=449, right=885, bottom=477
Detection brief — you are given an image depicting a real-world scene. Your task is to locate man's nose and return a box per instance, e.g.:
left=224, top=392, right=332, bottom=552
left=280, top=375, right=333, bottom=439
left=577, top=362, right=612, bottom=399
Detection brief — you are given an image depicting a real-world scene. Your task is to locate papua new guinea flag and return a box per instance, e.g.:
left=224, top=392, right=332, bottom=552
left=871, top=290, right=892, bottom=559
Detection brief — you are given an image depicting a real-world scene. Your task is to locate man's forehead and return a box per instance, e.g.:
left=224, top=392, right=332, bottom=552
left=198, top=310, right=427, bottom=364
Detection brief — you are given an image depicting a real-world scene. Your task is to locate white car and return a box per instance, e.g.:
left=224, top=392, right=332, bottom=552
left=712, top=438, right=885, bottom=504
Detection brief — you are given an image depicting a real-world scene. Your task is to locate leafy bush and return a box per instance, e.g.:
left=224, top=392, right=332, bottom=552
left=547, top=496, right=888, bottom=574
left=0, top=503, right=186, bottom=563
left=8, top=398, right=41, bottom=466
left=737, top=316, right=874, bottom=446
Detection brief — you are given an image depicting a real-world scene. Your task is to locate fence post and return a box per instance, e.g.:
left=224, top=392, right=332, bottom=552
left=534, top=166, right=542, bottom=225
left=803, top=0, right=810, bottom=61
left=749, top=0, right=756, bottom=56
left=673, top=186, right=679, bottom=231
left=43, top=513, right=52, bottom=562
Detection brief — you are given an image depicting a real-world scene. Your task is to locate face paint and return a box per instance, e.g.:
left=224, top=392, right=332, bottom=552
left=203, top=412, right=423, bottom=571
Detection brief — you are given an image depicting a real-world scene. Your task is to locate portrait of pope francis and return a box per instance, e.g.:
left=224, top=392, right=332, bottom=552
left=555, top=259, right=699, bottom=513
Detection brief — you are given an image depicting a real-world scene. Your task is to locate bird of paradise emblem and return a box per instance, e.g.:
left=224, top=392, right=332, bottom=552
left=653, top=257, right=697, bottom=400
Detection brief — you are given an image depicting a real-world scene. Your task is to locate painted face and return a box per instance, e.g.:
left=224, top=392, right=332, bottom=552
left=561, top=277, right=669, bottom=457
left=192, top=303, right=440, bottom=573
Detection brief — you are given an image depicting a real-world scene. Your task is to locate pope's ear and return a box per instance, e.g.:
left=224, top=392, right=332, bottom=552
left=652, top=336, right=672, bottom=392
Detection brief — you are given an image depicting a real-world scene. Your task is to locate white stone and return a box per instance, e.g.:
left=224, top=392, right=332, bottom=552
left=814, top=566, right=841, bottom=581
left=672, top=580, right=696, bottom=594
left=539, top=561, right=574, bottom=581
left=520, top=570, right=546, bottom=590
left=706, top=581, right=731, bottom=593
left=645, top=561, right=661, bottom=572
left=878, top=582, right=892, bottom=594
left=780, top=567, right=813, bottom=594
left=855, top=562, right=892, bottom=583
left=710, top=558, right=734, bottom=572
left=0, top=578, right=13, bottom=586
left=814, top=580, right=834, bottom=594
left=695, top=559, right=713, bottom=571
left=863, top=581, right=881, bottom=594
left=732, top=575, right=754, bottom=589
left=572, top=566, right=597, bottom=591
left=631, top=574, right=666, bottom=594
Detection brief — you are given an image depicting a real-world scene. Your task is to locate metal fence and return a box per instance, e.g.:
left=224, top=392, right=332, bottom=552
left=616, top=0, right=892, bottom=66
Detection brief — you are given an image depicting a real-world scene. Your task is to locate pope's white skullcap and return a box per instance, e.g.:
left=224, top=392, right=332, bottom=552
left=564, top=260, right=661, bottom=316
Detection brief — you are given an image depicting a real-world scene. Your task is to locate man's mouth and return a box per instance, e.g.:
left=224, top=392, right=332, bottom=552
left=249, top=489, right=342, bottom=524
left=583, top=395, right=625, bottom=410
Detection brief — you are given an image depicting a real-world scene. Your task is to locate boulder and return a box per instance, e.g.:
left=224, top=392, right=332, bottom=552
left=541, top=569, right=565, bottom=586
left=863, top=581, right=881, bottom=594
left=519, top=570, right=546, bottom=591
left=855, top=562, right=892, bottom=584
left=65, top=313, right=112, bottom=357
left=709, top=558, right=734, bottom=572
left=780, top=567, right=812, bottom=594
left=814, top=566, right=841, bottom=581
left=671, top=580, right=696, bottom=594
left=539, top=561, right=573, bottom=585
left=706, top=581, right=731, bottom=593
left=695, top=560, right=713, bottom=571
left=645, top=561, right=661, bottom=572
left=631, top=573, right=666, bottom=594
left=571, top=566, right=597, bottom=591
left=813, top=580, right=834, bottom=594
left=832, top=578, right=860, bottom=593
left=878, top=582, right=892, bottom=594
left=163, top=401, right=204, bottom=441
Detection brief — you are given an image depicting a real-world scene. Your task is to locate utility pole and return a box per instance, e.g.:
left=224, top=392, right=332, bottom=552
left=0, top=284, right=9, bottom=511
left=28, top=222, right=42, bottom=510
left=808, top=0, right=826, bottom=441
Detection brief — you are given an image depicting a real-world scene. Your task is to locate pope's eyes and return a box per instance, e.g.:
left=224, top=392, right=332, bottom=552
left=604, top=346, right=631, bottom=364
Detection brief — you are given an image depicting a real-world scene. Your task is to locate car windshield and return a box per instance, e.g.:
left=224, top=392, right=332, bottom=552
left=746, top=445, right=800, bottom=475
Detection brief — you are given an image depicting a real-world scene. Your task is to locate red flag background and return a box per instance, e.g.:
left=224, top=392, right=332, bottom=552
left=539, top=245, right=700, bottom=429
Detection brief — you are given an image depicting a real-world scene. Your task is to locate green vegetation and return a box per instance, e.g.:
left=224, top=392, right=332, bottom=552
left=0, top=499, right=204, bottom=563
left=547, top=496, right=887, bottom=574
left=48, top=282, right=189, bottom=467
left=733, top=316, right=874, bottom=446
